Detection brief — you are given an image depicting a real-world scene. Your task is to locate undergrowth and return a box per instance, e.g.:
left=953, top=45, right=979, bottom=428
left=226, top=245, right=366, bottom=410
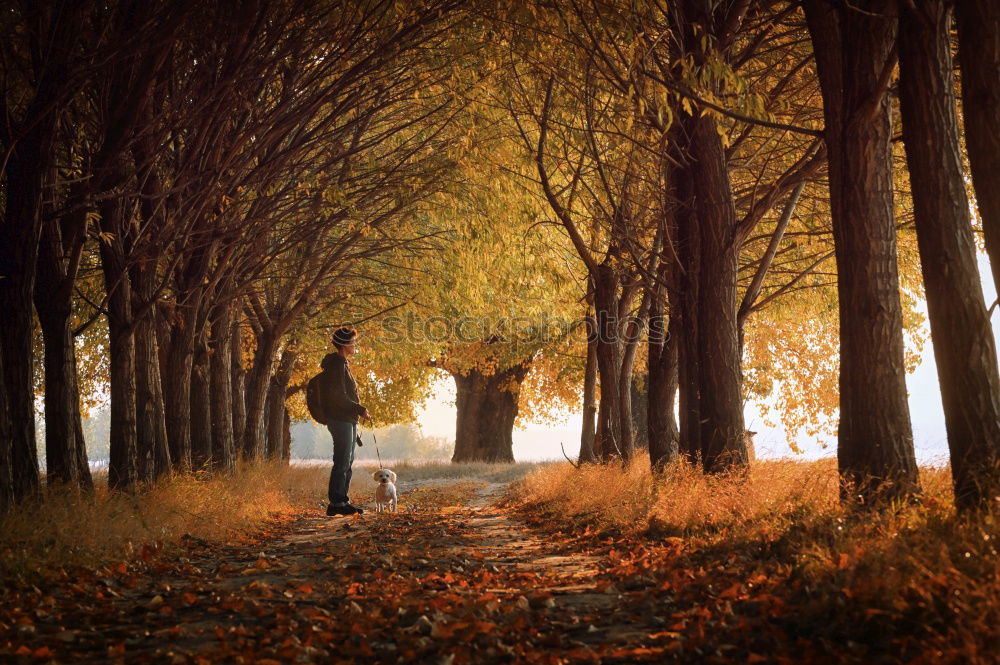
left=0, top=459, right=539, bottom=579
left=511, top=456, right=1000, bottom=663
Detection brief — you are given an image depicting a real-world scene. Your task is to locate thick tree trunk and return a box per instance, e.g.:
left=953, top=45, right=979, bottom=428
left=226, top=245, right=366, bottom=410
left=100, top=238, right=139, bottom=491
left=579, top=315, right=598, bottom=463
left=593, top=261, right=624, bottom=461
left=231, top=318, right=247, bottom=452
left=132, top=268, right=171, bottom=483
left=34, top=180, right=92, bottom=490
left=35, top=299, right=91, bottom=488
left=131, top=126, right=171, bottom=483
left=163, top=319, right=195, bottom=471
left=674, top=167, right=701, bottom=462
left=955, top=0, right=1000, bottom=302
left=190, top=334, right=213, bottom=469
left=134, top=315, right=171, bottom=482
left=630, top=376, right=648, bottom=451
left=617, top=305, right=645, bottom=462
left=243, top=333, right=278, bottom=461
left=805, top=0, right=918, bottom=503
left=266, top=350, right=296, bottom=461
left=0, top=352, right=12, bottom=510
left=898, top=0, right=1000, bottom=511
left=0, top=123, right=52, bottom=502
left=210, top=308, right=236, bottom=474
left=688, top=115, right=747, bottom=473
left=451, top=363, right=530, bottom=463
left=282, top=409, right=292, bottom=461
left=648, top=284, right=680, bottom=469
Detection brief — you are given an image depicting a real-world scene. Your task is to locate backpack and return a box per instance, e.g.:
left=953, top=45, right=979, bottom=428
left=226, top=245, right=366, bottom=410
left=305, top=370, right=328, bottom=423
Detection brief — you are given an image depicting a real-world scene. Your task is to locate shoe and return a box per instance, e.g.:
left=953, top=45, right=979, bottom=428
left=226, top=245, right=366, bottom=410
left=346, top=503, right=364, bottom=515
left=326, top=503, right=351, bottom=516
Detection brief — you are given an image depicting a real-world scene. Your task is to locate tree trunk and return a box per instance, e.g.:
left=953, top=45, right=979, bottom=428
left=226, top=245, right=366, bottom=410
left=231, top=317, right=247, bottom=452
left=0, top=351, right=12, bottom=510
left=190, top=333, right=213, bottom=469
left=674, top=167, right=701, bottom=462
left=0, top=120, right=52, bottom=502
left=451, top=363, right=530, bottom=463
left=99, top=235, right=139, bottom=491
left=266, top=349, right=296, bottom=461
left=804, top=0, right=918, bottom=504
left=132, top=268, right=171, bottom=483
left=163, top=317, right=195, bottom=471
left=210, top=307, right=236, bottom=474
left=35, top=296, right=90, bottom=488
left=955, top=0, right=1000, bottom=302
left=648, top=283, right=680, bottom=469
left=282, top=409, right=292, bottom=461
left=593, top=261, right=624, bottom=461
left=898, top=0, right=1000, bottom=511
left=688, top=115, right=747, bottom=473
left=579, top=315, right=598, bottom=463
left=630, top=376, right=648, bottom=451
left=617, top=305, right=646, bottom=462
left=243, top=333, right=278, bottom=461
left=34, top=175, right=92, bottom=490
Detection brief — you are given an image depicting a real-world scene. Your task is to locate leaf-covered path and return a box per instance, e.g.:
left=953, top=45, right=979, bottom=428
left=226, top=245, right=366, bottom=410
left=4, top=480, right=680, bottom=665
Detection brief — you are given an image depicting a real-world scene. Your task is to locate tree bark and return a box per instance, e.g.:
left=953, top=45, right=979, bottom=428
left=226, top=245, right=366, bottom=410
left=579, top=315, right=598, bottom=463
left=674, top=167, right=701, bottom=463
left=132, top=267, right=171, bottom=483
left=243, top=332, right=278, bottom=461
left=648, top=282, right=680, bottom=469
left=35, top=295, right=90, bottom=488
left=35, top=198, right=92, bottom=489
left=451, top=363, right=530, bottom=463
left=617, top=300, right=646, bottom=462
left=231, top=317, right=247, bottom=452
left=898, top=0, right=1000, bottom=511
left=190, top=333, right=213, bottom=469
left=804, top=0, right=918, bottom=504
left=0, top=351, right=12, bottom=510
left=955, top=0, right=1000, bottom=302
left=688, top=115, right=747, bottom=473
left=163, top=315, right=195, bottom=471
left=99, top=227, right=139, bottom=491
left=630, top=376, right=648, bottom=451
left=210, top=307, right=237, bottom=474
left=266, top=349, right=296, bottom=461
left=0, top=117, right=53, bottom=502
left=593, top=260, right=624, bottom=461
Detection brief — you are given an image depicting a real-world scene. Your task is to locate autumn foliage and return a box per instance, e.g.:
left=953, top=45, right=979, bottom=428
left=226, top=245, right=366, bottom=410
left=512, top=458, right=1000, bottom=663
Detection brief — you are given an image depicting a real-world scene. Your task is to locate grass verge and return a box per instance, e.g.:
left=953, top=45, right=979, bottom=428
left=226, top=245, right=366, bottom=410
left=0, top=459, right=541, bottom=580
left=510, top=456, right=1000, bottom=663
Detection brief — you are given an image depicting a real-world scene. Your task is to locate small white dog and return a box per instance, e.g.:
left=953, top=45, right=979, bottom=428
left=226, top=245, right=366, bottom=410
left=372, top=469, right=398, bottom=513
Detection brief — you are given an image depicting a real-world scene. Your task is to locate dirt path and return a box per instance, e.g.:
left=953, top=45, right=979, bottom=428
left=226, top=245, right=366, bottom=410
left=3, top=480, right=672, bottom=664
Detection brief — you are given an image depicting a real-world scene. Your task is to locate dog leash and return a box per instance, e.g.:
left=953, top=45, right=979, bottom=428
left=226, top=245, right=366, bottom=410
left=357, top=428, right=384, bottom=469
left=373, top=432, right=384, bottom=470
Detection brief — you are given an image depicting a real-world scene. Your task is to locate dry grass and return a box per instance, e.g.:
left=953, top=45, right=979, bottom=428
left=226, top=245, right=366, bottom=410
left=512, top=455, right=1000, bottom=662
left=0, top=463, right=309, bottom=578
left=0, top=459, right=541, bottom=580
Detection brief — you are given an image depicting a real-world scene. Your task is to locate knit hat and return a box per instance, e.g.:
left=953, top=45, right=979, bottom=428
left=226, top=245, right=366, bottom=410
left=332, top=327, right=357, bottom=349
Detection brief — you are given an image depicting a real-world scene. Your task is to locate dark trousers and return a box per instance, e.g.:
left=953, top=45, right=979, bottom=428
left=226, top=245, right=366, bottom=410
left=327, top=420, right=356, bottom=505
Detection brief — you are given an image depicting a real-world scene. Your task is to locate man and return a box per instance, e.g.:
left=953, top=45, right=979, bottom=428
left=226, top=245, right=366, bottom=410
left=319, top=326, right=371, bottom=516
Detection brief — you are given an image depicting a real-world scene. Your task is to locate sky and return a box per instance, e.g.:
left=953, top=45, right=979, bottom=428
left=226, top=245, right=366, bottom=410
left=412, top=254, right=1000, bottom=466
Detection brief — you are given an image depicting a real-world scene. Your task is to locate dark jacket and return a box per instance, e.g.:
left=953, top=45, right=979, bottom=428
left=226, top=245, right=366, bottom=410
left=319, top=353, right=366, bottom=424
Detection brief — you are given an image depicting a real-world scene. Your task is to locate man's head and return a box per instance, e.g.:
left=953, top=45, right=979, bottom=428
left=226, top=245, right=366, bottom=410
left=332, top=327, right=358, bottom=357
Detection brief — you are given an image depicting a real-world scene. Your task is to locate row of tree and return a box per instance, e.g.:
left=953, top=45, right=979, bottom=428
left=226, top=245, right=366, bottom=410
left=454, top=0, right=999, bottom=511
left=0, top=0, right=464, bottom=508
left=2, top=0, right=999, bottom=514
